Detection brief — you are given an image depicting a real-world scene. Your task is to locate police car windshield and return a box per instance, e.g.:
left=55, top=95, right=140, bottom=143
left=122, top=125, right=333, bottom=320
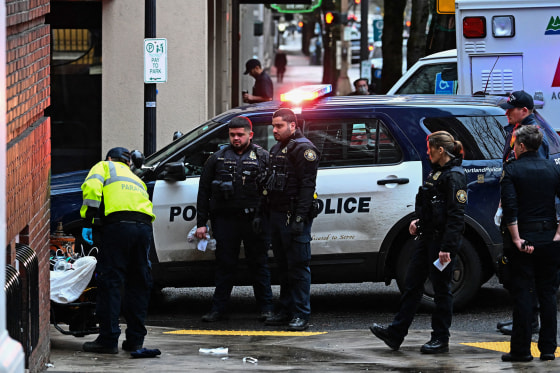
left=139, top=120, right=222, bottom=173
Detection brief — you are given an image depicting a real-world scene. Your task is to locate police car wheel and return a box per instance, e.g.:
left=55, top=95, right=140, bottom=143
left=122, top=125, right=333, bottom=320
left=395, top=236, right=482, bottom=311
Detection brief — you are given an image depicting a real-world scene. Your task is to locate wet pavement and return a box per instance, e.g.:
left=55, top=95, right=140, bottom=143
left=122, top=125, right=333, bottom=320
left=48, top=325, right=560, bottom=372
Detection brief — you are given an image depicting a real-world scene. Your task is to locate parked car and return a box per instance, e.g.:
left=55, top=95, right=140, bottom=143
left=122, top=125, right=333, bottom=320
left=50, top=86, right=560, bottom=310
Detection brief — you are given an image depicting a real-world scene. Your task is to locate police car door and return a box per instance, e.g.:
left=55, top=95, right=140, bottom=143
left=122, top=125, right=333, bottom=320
left=303, top=114, right=422, bottom=256
left=151, top=124, right=230, bottom=263
left=150, top=117, right=274, bottom=264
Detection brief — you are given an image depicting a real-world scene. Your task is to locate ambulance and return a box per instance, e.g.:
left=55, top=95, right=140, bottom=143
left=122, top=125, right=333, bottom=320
left=389, top=0, right=560, bottom=129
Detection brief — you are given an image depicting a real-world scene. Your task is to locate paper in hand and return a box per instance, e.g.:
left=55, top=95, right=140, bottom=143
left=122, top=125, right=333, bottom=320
left=433, top=258, right=450, bottom=272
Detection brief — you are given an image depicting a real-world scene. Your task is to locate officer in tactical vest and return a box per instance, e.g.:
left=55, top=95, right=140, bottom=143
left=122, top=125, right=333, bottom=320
left=81, top=147, right=156, bottom=354
left=196, top=116, right=273, bottom=322
left=370, top=131, right=467, bottom=354
left=264, top=108, right=319, bottom=331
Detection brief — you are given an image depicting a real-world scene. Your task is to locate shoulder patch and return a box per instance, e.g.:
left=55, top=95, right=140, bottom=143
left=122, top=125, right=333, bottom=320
left=304, top=149, right=317, bottom=161
left=432, top=171, right=442, bottom=180
left=456, top=189, right=467, bottom=204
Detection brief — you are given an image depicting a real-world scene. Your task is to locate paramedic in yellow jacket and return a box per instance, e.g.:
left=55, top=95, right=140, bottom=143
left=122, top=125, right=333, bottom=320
left=80, top=147, right=156, bottom=355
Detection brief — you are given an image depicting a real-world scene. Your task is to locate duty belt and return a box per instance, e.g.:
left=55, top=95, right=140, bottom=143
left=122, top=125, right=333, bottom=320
left=518, top=220, right=557, bottom=233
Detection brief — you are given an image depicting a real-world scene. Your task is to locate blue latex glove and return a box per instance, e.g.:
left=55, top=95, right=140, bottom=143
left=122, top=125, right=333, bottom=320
left=82, top=227, right=93, bottom=245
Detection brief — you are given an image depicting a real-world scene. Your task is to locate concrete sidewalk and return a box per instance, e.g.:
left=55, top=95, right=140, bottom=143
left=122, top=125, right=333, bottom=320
left=269, top=34, right=324, bottom=101
left=48, top=325, right=560, bottom=372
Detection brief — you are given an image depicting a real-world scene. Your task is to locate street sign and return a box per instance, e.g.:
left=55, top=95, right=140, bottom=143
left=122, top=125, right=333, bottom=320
left=373, top=19, right=383, bottom=42
left=271, top=0, right=321, bottom=13
left=360, top=60, right=372, bottom=83
left=144, top=38, right=167, bottom=83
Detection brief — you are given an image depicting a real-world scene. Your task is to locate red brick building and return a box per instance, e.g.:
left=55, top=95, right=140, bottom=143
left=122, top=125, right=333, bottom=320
left=5, top=0, right=51, bottom=371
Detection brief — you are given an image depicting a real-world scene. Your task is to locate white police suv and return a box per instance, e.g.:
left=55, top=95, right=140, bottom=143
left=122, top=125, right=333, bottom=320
left=51, top=86, right=560, bottom=310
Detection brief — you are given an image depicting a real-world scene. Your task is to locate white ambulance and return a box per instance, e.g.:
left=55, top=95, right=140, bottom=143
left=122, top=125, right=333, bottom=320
left=389, top=0, right=560, bottom=129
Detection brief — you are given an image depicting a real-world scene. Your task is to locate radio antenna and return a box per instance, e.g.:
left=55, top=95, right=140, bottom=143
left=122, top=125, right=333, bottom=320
left=483, top=56, right=500, bottom=94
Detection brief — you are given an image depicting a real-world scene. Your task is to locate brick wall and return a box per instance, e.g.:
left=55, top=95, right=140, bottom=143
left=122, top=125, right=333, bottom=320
left=5, top=0, right=51, bottom=372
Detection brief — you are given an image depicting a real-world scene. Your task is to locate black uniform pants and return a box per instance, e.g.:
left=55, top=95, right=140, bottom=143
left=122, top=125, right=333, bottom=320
left=388, top=238, right=455, bottom=343
left=210, top=213, right=273, bottom=313
left=509, top=235, right=560, bottom=356
left=269, top=210, right=312, bottom=319
left=95, top=221, right=153, bottom=348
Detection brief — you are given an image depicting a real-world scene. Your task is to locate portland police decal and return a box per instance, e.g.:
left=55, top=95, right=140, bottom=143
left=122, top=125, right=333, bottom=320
left=456, top=189, right=467, bottom=203
left=304, top=149, right=317, bottom=161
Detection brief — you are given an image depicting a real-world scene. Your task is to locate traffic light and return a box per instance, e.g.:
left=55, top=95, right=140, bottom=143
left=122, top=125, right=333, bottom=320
left=325, top=11, right=347, bottom=26
left=325, top=11, right=338, bottom=25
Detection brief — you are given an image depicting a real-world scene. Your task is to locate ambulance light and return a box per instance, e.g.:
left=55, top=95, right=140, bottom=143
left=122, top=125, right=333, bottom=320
left=463, top=16, right=486, bottom=38
left=280, top=84, right=332, bottom=104
left=492, top=16, right=515, bottom=38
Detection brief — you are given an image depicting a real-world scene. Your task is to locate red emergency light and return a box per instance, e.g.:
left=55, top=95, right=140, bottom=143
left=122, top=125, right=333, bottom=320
left=463, top=16, right=486, bottom=38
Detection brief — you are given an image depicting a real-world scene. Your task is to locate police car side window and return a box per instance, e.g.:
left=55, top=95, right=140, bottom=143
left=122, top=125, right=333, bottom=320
left=251, top=122, right=275, bottom=150
left=534, top=112, right=560, bottom=154
left=172, top=123, right=274, bottom=177
left=176, top=126, right=230, bottom=176
left=305, top=120, right=402, bottom=167
left=423, top=116, right=506, bottom=160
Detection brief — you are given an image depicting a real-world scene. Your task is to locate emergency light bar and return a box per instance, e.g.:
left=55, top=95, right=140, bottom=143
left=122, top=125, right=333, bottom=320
left=280, top=84, right=332, bottom=104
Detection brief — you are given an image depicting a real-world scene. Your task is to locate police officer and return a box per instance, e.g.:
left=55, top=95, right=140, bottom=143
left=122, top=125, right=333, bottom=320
left=370, top=131, right=467, bottom=354
left=81, top=147, right=155, bottom=354
left=500, top=125, right=560, bottom=362
left=264, top=108, right=319, bottom=331
left=497, top=91, right=546, bottom=336
left=501, top=90, right=548, bottom=163
left=196, top=116, right=273, bottom=322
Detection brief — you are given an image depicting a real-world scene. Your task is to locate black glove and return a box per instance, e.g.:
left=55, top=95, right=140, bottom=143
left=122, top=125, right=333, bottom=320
left=291, top=216, right=304, bottom=235
left=252, top=217, right=262, bottom=234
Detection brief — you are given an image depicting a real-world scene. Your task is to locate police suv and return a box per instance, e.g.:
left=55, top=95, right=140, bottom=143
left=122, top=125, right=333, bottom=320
left=50, top=86, right=560, bottom=310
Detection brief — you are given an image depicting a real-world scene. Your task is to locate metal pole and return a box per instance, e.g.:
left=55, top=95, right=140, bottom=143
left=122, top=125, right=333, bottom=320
left=232, top=0, right=240, bottom=107
left=359, top=0, right=369, bottom=76
left=144, top=0, right=157, bottom=156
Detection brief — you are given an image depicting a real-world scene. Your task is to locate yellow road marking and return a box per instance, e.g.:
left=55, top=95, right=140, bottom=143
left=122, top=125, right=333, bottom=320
left=461, top=341, right=560, bottom=357
left=163, top=329, right=327, bottom=337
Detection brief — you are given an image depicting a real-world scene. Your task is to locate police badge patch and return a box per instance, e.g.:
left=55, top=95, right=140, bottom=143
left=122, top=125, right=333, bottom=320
left=249, top=151, right=257, bottom=160
left=456, top=189, right=467, bottom=203
left=304, top=149, right=317, bottom=161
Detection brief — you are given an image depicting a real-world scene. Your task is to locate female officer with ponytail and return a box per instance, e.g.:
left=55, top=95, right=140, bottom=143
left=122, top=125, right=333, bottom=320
left=370, top=131, right=467, bottom=355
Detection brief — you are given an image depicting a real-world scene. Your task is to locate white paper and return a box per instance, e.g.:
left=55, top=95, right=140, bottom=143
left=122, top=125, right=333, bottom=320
left=197, top=239, right=208, bottom=252
left=199, top=347, right=228, bottom=355
left=494, top=207, right=502, bottom=226
left=433, top=258, right=450, bottom=272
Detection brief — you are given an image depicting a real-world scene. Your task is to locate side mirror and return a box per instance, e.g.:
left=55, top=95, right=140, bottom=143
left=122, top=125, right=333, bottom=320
left=130, top=149, right=145, bottom=169
left=158, top=161, right=186, bottom=181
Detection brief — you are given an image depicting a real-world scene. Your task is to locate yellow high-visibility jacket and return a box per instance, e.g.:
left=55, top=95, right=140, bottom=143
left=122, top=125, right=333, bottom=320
left=80, top=161, right=155, bottom=224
